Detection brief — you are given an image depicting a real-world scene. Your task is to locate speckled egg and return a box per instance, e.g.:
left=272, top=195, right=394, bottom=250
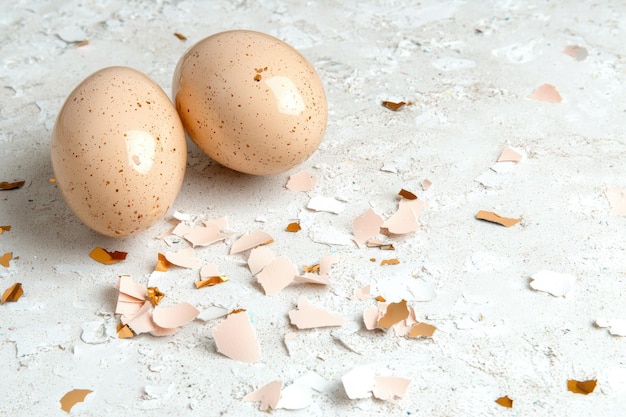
left=172, top=30, right=327, bottom=175
left=51, top=66, right=186, bottom=237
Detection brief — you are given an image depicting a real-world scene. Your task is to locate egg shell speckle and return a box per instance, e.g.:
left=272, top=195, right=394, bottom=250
left=173, top=30, right=327, bottom=175
left=51, top=66, right=187, bottom=237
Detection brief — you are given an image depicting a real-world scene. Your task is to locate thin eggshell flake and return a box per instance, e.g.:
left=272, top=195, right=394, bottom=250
left=288, top=296, right=346, bottom=329
left=530, top=270, right=575, bottom=297
left=51, top=66, right=186, bottom=237
left=383, top=198, right=425, bottom=234
left=243, top=380, right=283, bottom=411
left=497, top=147, right=523, bottom=163
left=286, top=170, right=317, bottom=191
left=307, top=196, right=346, bottom=214
left=183, top=224, right=233, bottom=247
left=247, top=246, right=277, bottom=275
left=372, top=376, right=411, bottom=400
left=164, top=247, right=202, bottom=269
left=152, top=302, right=199, bottom=328
left=353, top=208, right=384, bottom=246
left=528, top=83, right=563, bottom=103
left=213, top=310, right=261, bottom=363
left=199, top=263, right=221, bottom=279
left=256, top=256, right=298, bottom=296
left=230, top=229, right=274, bottom=254
left=172, top=30, right=327, bottom=175
left=342, top=367, right=376, bottom=399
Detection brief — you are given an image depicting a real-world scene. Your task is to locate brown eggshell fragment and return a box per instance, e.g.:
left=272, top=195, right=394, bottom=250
left=172, top=30, right=327, bottom=175
left=51, top=66, right=186, bottom=237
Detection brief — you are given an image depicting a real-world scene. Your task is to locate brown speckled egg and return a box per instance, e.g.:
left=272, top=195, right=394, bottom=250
left=172, top=30, right=327, bottom=175
left=51, top=66, right=186, bottom=238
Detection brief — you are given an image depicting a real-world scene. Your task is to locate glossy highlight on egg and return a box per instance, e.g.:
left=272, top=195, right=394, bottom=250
left=173, top=30, right=327, bottom=175
left=51, top=66, right=187, bottom=237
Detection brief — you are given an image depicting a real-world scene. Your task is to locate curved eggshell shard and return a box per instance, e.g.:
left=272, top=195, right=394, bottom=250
left=152, top=302, right=199, bottom=329
left=173, top=30, right=327, bottom=175
left=51, top=66, right=186, bottom=237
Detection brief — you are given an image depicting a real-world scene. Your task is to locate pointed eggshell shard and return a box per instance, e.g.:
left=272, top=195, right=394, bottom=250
left=230, top=229, right=273, bottom=254
left=373, top=376, right=411, bottom=400
left=247, top=246, right=276, bottom=275
left=152, top=302, right=199, bottom=328
left=243, top=380, right=283, bottom=411
left=342, top=366, right=376, bottom=399
left=213, top=311, right=261, bottom=363
left=256, top=256, right=297, bottom=295
left=164, top=247, right=202, bottom=269
left=353, top=208, right=384, bottom=245
left=286, top=170, right=316, bottom=192
left=289, top=296, right=346, bottom=329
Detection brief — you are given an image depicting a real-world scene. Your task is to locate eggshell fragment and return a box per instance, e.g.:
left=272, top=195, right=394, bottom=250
left=353, top=208, right=384, bottom=246
left=230, top=229, right=274, bottom=254
left=528, top=83, right=562, bottom=103
left=256, top=256, right=297, bottom=296
left=173, top=30, right=327, bottom=175
left=373, top=376, right=411, bottom=400
left=286, top=170, right=317, bottom=191
left=213, top=310, right=261, bottom=363
left=530, top=270, right=575, bottom=297
left=383, top=198, right=425, bottom=234
left=51, top=67, right=186, bottom=237
left=247, top=246, right=277, bottom=275
left=342, top=367, right=376, bottom=399
left=164, top=247, right=201, bottom=269
left=243, top=380, right=283, bottom=411
left=152, top=302, right=199, bottom=328
left=288, top=296, right=346, bottom=329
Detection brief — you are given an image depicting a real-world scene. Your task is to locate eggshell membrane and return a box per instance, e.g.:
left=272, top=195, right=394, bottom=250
left=173, top=30, right=327, bottom=175
left=51, top=66, right=186, bottom=237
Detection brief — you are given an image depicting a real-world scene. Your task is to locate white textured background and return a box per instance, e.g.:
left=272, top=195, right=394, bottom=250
left=1, top=1, right=625, bottom=415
